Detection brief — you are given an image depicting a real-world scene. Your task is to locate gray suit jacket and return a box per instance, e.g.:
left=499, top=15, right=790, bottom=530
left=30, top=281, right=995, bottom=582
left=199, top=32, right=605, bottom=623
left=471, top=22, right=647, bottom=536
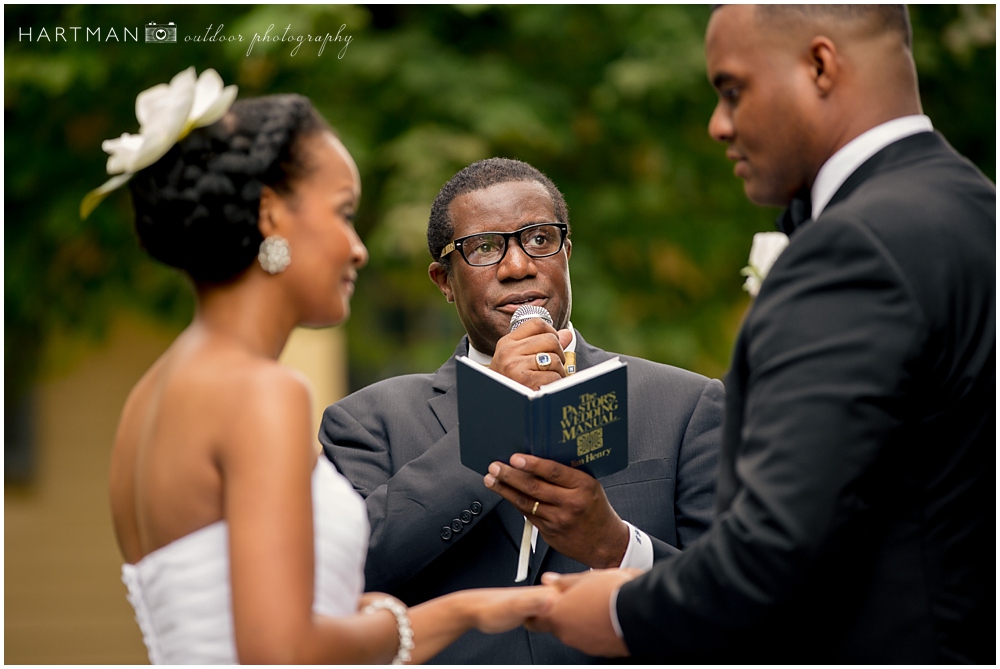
left=321, top=331, right=724, bottom=663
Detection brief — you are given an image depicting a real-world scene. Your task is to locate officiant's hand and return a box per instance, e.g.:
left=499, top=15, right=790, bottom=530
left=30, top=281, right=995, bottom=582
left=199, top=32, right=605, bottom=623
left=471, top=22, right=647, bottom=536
left=485, top=453, right=630, bottom=568
left=490, top=320, right=573, bottom=391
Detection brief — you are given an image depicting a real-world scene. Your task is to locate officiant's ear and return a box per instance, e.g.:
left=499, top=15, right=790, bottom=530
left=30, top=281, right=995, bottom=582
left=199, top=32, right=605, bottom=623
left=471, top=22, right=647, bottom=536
left=428, top=261, right=454, bottom=303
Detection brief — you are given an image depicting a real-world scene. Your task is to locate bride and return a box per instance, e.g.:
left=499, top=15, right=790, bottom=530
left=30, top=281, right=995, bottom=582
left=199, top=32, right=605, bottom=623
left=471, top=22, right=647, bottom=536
left=86, top=67, right=552, bottom=664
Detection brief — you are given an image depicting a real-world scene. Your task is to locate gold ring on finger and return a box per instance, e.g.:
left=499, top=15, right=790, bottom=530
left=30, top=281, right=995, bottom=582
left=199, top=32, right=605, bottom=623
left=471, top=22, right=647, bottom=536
left=531, top=500, right=540, bottom=515
left=535, top=352, right=552, bottom=371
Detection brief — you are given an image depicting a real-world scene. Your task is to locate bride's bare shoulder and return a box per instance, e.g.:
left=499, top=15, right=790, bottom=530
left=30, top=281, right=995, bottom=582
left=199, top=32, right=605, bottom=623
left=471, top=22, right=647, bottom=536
left=118, top=330, right=314, bottom=450
left=223, top=355, right=313, bottom=421
left=110, top=332, right=316, bottom=562
left=198, top=351, right=317, bottom=474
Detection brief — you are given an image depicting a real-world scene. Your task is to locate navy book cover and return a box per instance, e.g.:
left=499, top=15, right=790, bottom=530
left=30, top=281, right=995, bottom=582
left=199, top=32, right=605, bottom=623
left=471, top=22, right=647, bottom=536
left=456, top=356, right=628, bottom=478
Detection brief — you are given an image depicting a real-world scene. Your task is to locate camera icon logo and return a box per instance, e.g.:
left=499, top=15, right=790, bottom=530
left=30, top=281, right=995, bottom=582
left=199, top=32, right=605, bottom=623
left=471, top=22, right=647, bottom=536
left=145, top=22, right=177, bottom=43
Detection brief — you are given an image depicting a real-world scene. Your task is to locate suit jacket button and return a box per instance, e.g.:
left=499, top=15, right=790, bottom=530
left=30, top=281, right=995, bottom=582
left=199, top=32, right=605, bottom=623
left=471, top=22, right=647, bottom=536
left=470, top=501, right=483, bottom=515
left=460, top=510, right=473, bottom=524
left=450, top=519, right=463, bottom=533
left=440, top=526, right=452, bottom=541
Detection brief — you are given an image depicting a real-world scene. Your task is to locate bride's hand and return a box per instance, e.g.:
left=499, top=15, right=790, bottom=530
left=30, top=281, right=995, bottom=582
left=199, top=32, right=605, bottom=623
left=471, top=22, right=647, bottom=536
left=405, top=585, right=556, bottom=663
left=461, top=585, right=557, bottom=634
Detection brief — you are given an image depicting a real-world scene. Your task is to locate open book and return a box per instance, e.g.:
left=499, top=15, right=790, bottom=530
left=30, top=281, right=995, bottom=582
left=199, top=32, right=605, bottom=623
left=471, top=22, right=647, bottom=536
left=456, top=356, right=628, bottom=478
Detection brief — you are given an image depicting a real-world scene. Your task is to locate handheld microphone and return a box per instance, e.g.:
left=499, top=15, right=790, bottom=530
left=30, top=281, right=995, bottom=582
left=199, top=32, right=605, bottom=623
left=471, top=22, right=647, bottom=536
left=509, top=305, right=575, bottom=375
left=509, top=304, right=553, bottom=331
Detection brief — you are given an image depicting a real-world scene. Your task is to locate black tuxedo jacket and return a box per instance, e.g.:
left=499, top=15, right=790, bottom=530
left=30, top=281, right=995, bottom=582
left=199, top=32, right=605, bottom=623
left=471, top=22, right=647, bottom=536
left=321, top=332, right=724, bottom=663
left=615, top=132, right=995, bottom=663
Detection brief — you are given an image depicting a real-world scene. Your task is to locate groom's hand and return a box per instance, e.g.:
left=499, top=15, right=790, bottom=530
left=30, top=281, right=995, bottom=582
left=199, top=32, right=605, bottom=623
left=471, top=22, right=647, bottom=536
left=484, top=453, right=630, bottom=568
left=525, top=569, right=636, bottom=657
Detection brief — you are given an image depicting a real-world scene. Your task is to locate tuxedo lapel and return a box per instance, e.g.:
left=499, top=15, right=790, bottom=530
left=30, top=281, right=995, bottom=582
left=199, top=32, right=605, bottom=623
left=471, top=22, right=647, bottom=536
left=574, top=332, right=612, bottom=370
left=427, top=388, right=459, bottom=434
left=427, top=338, right=466, bottom=433
left=825, top=131, right=940, bottom=213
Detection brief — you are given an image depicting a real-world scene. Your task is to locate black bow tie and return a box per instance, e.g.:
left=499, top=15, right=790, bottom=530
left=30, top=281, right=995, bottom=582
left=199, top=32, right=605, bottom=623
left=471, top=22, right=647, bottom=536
left=776, top=191, right=812, bottom=235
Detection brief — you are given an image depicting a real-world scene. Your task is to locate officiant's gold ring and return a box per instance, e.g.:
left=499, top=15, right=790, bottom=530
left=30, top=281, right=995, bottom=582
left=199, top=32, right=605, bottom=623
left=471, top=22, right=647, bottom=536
left=531, top=501, right=540, bottom=515
left=535, top=352, right=552, bottom=370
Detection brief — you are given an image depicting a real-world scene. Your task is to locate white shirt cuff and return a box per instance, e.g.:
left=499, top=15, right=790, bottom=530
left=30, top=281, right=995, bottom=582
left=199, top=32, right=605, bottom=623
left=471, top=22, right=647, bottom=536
left=609, top=586, right=625, bottom=640
left=618, top=521, right=653, bottom=570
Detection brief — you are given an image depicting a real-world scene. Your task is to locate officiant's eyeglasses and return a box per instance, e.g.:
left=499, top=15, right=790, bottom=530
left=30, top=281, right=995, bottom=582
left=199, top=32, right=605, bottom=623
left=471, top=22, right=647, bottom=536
left=440, top=223, right=568, bottom=267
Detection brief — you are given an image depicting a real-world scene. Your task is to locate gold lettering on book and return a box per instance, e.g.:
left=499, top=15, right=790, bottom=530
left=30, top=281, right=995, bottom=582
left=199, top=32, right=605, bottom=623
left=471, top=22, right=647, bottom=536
left=570, top=446, right=612, bottom=468
left=560, top=391, right=621, bottom=457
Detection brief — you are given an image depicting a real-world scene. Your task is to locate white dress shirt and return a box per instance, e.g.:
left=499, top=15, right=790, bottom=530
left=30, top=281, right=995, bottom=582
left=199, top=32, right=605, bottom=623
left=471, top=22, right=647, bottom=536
left=811, top=115, right=934, bottom=220
left=468, top=324, right=654, bottom=571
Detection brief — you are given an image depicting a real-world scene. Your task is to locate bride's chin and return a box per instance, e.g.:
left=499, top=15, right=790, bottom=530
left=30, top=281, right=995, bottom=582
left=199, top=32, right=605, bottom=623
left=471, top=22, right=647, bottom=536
left=299, top=308, right=348, bottom=329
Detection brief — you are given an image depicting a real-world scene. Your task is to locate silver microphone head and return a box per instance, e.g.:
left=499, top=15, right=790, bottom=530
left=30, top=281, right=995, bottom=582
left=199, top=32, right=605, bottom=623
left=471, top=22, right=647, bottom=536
left=509, top=305, right=553, bottom=332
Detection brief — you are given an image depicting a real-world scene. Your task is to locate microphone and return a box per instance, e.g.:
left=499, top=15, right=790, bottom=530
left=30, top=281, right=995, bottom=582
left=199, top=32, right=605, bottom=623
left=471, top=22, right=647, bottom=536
left=509, top=304, right=553, bottom=331
left=509, top=304, right=575, bottom=374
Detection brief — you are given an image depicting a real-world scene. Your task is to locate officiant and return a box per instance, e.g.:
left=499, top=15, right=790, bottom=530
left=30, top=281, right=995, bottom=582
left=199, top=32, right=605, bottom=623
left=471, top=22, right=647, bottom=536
left=320, top=157, right=724, bottom=664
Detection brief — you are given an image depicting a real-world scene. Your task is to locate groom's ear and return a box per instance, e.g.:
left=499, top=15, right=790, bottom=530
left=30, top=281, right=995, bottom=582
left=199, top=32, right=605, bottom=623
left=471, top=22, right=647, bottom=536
left=809, top=36, right=840, bottom=97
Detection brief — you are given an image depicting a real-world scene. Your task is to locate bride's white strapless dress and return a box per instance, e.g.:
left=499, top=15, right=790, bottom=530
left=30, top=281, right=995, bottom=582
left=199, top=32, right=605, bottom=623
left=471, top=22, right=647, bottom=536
left=121, top=457, right=368, bottom=664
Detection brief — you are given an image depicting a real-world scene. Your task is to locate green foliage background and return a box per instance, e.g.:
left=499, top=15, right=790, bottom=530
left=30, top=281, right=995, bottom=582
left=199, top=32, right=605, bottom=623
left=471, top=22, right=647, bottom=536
left=5, top=5, right=996, bottom=401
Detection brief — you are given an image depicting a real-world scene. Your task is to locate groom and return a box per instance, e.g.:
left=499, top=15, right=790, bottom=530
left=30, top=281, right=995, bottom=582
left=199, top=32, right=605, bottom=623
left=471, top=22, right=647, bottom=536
left=531, top=5, right=994, bottom=663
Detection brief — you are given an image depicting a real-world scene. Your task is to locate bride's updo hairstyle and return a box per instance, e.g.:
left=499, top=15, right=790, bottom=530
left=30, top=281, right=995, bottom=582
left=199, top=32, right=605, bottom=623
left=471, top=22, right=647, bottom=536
left=128, top=95, right=330, bottom=283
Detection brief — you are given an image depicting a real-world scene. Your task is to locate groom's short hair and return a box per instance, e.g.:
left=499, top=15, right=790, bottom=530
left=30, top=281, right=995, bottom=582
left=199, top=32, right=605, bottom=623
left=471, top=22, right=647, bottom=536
left=746, top=4, right=912, bottom=48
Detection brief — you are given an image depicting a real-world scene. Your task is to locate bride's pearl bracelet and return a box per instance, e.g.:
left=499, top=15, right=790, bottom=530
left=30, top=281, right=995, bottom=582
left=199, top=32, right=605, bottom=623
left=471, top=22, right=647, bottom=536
left=363, top=597, right=414, bottom=664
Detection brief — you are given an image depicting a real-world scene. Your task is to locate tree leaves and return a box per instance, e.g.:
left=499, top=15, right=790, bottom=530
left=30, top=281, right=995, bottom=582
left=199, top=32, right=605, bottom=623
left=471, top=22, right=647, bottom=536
left=4, top=5, right=995, bottom=399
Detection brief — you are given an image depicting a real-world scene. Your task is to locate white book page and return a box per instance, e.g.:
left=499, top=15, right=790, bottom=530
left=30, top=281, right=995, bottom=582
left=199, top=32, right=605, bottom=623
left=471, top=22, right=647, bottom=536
left=456, top=355, right=623, bottom=398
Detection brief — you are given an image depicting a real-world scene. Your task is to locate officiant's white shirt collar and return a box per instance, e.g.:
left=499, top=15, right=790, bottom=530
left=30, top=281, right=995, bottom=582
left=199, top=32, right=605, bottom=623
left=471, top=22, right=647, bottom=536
left=811, top=115, right=933, bottom=221
left=467, top=322, right=577, bottom=366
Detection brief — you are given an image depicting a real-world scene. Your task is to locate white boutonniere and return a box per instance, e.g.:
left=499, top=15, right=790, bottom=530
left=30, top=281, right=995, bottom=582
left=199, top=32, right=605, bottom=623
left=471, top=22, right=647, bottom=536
left=80, top=66, right=238, bottom=219
left=740, top=231, right=789, bottom=297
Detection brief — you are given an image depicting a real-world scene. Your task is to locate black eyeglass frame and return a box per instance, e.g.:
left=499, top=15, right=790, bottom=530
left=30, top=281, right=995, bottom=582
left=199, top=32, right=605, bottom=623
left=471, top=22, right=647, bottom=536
left=439, top=222, right=569, bottom=267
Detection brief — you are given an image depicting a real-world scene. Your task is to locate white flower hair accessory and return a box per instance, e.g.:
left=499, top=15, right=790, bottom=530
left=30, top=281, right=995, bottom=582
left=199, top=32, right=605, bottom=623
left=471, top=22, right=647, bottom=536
left=740, top=231, right=790, bottom=298
left=80, top=66, right=238, bottom=219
